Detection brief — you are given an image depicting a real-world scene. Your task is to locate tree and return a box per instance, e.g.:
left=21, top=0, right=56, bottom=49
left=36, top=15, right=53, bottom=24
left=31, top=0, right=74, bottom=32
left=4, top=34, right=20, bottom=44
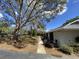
left=0, top=0, right=67, bottom=41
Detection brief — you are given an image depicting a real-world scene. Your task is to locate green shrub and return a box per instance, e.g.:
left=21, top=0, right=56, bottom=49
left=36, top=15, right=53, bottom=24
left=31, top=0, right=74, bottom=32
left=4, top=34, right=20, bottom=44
left=70, top=43, right=79, bottom=54
left=73, top=47, right=79, bottom=54
left=27, top=29, right=37, bottom=36
left=60, top=45, right=73, bottom=55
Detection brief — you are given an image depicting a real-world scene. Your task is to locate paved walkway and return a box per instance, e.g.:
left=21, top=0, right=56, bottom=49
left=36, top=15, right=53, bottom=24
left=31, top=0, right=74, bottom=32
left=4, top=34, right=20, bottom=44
left=37, top=36, right=46, bottom=54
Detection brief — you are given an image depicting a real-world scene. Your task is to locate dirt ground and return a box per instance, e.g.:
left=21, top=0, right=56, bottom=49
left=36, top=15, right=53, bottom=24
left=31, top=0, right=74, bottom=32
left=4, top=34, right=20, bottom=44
left=45, top=47, right=64, bottom=57
left=0, top=43, right=64, bottom=56
left=0, top=43, right=37, bottom=53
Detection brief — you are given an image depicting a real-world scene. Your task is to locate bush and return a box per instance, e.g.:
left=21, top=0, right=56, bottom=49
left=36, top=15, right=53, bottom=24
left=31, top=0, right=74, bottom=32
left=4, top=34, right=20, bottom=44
left=7, top=35, right=37, bottom=49
left=31, top=29, right=37, bottom=36
left=73, top=47, right=79, bottom=54
left=18, top=35, right=37, bottom=45
left=60, top=45, right=73, bottom=55
left=70, top=44, right=79, bottom=54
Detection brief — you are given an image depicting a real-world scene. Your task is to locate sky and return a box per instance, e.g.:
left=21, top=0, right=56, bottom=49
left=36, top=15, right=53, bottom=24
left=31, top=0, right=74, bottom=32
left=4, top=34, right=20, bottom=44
left=46, top=0, right=79, bottom=31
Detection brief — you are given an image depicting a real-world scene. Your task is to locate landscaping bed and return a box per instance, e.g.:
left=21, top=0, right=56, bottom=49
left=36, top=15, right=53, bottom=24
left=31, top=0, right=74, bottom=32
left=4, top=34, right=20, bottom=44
left=0, top=43, right=37, bottom=53
left=0, top=36, right=38, bottom=53
left=59, top=44, right=79, bottom=55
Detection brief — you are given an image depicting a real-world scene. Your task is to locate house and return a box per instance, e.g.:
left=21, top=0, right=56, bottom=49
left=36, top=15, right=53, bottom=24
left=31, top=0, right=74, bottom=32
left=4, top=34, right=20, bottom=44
left=45, top=19, right=79, bottom=47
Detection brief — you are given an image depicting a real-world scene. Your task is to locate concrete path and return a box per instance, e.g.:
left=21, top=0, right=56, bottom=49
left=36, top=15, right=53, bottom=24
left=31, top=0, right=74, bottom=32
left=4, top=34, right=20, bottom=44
left=37, top=36, right=46, bottom=54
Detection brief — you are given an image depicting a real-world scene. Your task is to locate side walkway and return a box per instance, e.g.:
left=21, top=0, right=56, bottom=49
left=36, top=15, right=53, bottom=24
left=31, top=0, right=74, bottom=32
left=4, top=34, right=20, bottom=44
left=37, top=36, right=46, bottom=54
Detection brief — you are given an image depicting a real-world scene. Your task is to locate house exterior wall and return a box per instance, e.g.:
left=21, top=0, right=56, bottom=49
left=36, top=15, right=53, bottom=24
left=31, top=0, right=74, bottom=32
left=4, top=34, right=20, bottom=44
left=53, top=30, right=79, bottom=47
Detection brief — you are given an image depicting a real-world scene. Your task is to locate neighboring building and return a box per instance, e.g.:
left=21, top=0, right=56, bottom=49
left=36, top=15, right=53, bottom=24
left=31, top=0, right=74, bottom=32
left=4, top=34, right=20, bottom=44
left=45, top=19, right=79, bottom=47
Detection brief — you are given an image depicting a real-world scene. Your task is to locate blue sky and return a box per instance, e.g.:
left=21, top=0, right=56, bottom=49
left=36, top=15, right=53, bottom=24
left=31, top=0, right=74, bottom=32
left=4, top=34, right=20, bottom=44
left=46, top=0, right=79, bottom=31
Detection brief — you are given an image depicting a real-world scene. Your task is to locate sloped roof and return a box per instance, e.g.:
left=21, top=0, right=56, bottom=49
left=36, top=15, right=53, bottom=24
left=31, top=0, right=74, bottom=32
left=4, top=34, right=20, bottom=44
left=61, top=16, right=79, bottom=27
left=48, top=18, right=79, bottom=33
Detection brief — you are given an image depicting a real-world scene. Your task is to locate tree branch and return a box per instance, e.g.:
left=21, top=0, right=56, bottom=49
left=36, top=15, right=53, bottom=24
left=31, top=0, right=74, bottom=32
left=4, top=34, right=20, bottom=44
left=21, top=0, right=41, bottom=28
left=21, top=0, right=35, bottom=20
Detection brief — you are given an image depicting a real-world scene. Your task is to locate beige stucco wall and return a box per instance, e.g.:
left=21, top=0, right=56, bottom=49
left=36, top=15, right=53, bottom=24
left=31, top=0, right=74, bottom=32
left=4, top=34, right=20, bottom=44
left=53, top=30, right=79, bottom=47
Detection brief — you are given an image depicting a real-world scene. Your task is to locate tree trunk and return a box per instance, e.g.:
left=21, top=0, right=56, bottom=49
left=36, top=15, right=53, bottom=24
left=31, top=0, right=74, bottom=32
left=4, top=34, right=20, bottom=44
left=12, top=21, right=20, bottom=42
